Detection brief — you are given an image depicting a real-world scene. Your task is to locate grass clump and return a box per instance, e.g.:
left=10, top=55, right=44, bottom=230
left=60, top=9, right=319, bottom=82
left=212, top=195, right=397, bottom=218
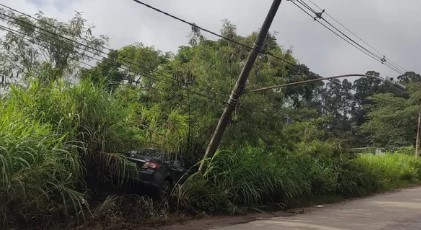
left=355, top=153, right=421, bottom=189
left=176, top=144, right=421, bottom=214
left=0, top=108, right=86, bottom=227
left=0, top=79, right=143, bottom=227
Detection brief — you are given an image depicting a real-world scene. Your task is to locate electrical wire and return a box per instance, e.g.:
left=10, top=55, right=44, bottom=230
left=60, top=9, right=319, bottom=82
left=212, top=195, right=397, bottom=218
left=305, top=0, right=407, bottom=73
left=0, top=23, right=97, bottom=68
left=0, top=19, right=251, bottom=111
left=0, top=10, right=153, bottom=76
left=129, top=0, right=297, bottom=67
left=294, top=0, right=384, bottom=62
left=291, top=0, right=405, bottom=75
left=0, top=2, right=313, bottom=98
left=0, top=2, right=113, bottom=53
left=290, top=1, right=382, bottom=64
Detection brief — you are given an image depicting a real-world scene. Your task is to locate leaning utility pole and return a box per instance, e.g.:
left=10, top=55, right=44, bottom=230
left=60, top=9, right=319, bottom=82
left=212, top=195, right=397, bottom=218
left=198, top=0, right=283, bottom=174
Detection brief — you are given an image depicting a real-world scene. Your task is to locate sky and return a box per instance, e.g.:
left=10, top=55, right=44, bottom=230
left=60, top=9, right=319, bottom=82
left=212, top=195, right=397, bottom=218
left=2, top=0, right=420, bottom=80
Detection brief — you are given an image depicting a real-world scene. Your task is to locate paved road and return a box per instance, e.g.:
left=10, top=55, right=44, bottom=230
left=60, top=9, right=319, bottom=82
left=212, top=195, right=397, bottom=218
left=216, top=187, right=421, bottom=230
left=162, top=187, right=421, bottom=230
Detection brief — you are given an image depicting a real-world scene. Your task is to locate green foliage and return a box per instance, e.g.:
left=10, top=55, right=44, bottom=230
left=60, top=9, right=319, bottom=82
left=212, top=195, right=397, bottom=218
left=1, top=11, right=420, bottom=227
left=176, top=146, right=421, bottom=214
left=362, top=92, right=418, bottom=147
left=176, top=143, right=345, bottom=212
left=0, top=107, right=86, bottom=227
left=6, top=80, right=143, bottom=153
left=0, top=10, right=107, bottom=83
left=81, top=43, right=170, bottom=88
left=5, top=80, right=142, bottom=185
left=356, top=153, right=421, bottom=189
left=0, top=79, right=144, bottom=226
left=176, top=148, right=310, bottom=213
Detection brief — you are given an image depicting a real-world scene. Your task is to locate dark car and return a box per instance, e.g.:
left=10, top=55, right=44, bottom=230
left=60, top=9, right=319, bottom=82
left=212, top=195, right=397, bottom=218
left=124, top=148, right=186, bottom=199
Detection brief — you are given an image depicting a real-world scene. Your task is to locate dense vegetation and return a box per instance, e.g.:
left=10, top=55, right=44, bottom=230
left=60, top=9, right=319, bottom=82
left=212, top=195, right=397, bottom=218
left=0, top=10, right=420, bottom=228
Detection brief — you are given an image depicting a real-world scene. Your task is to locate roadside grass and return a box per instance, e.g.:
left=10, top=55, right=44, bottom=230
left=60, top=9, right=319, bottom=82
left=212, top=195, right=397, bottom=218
left=175, top=146, right=421, bottom=214
left=355, top=152, right=421, bottom=190
left=0, top=108, right=86, bottom=228
left=0, top=80, right=142, bottom=228
left=2, top=79, right=421, bottom=228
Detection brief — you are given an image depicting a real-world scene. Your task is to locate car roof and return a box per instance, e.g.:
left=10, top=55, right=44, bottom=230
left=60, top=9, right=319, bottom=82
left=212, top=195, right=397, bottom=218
left=127, top=148, right=174, bottom=161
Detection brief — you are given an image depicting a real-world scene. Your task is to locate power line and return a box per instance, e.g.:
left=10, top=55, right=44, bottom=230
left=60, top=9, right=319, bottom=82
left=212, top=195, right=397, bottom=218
left=0, top=2, right=113, bottom=54
left=0, top=2, right=306, bottom=96
left=0, top=2, right=356, bottom=114
left=129, top=0, right=297, bottom=67
left=290, top=0, right=405, bottom=75
left=0, top=11, right=104, bottom=58
left=293, top=0, right=403, bottom=74
left=305, top=3, right=405, bottom=74
left=0, top=7, right=177, bottom=82
left=0, top=10, right=174, bottom=83
left=305, top=0, right=407, bottom=73
left=0, top=23, right=98, bottom=69
left=290, top=1, right=383, bottom=66
left=294, top=0, right=383, bottom=62
left=0, top=18, right=251, bottom=112
left=0, top=4, right=259, bottom=110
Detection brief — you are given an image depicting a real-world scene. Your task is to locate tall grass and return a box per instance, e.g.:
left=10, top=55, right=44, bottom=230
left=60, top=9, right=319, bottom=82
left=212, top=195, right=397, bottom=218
left=176, top=147, right=324, bottom=213
left=355, top=153, right=421, bottom=189
left=0, top=107, right=85, bottom=227
left=176, top=145, right=421, bottom=214
left=5, top=80, right=142, bottom=186
left=0, top=79, right=143, bottom=227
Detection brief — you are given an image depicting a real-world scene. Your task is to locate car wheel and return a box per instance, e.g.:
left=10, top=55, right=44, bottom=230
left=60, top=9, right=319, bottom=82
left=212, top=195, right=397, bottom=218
left=159, top=179, right=172, bottom=200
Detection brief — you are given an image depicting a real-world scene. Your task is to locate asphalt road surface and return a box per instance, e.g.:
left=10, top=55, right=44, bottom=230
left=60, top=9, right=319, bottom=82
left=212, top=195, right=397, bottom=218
left=162, top=186, right=421, bottom=230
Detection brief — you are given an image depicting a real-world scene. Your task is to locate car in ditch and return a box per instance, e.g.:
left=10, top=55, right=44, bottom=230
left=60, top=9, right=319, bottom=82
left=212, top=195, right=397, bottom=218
left=124, top=148, right=186, bottom=199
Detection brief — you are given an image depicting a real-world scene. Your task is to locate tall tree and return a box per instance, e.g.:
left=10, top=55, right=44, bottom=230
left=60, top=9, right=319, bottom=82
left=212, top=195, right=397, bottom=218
left=0, top=10, right=107, bottom=83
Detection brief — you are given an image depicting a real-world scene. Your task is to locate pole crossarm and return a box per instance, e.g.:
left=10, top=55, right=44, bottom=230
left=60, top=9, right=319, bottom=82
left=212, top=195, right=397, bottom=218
left=248, top=74, right=406, bottom=93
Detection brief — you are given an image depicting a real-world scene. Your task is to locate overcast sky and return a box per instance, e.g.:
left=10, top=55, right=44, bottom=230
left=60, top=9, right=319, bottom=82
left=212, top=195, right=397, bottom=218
left=2, top=0, right=420, bottom=79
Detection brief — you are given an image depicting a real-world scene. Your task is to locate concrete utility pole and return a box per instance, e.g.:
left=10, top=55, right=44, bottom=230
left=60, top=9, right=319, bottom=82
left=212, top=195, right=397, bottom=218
left=198, top=0, right=283, bottom=174
left=416, top=100, right=421, bottom=157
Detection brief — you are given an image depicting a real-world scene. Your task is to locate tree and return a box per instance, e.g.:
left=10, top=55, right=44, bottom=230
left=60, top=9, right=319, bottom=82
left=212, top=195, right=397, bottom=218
left=398, top=71, right=421, bottom=84
left=351, top=71, right=383, bottom=126
left=362, top=82, right=421, bottom=147
left=0, top=10, right=107, bottom=84
left=104, top=21, right=305, bottom=163
left=81, top=43, right=170, bottom=90
left=283, top=64, right=322, bottom=108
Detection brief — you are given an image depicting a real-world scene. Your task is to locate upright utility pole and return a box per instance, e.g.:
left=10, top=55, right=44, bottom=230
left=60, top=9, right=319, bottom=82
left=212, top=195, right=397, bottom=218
left=416, top=101, right=421, bottom=157
left=198, top=0, right=283, bottom=174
